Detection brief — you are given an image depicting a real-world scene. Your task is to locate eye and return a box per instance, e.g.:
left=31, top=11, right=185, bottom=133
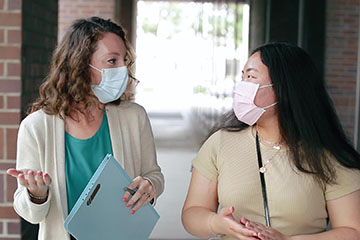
left=107, top=58, right=116, bottom=64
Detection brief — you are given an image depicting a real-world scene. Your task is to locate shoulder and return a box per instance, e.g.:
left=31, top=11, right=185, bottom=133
left=18, top=110, right=59, bottom=140
left=20, top=110, right=56, bottom=129
left=325, top=157, right=360, bottom=200
left=207, top=127, right=251, bottom=145
left=107, top=101, right=147, bottom=117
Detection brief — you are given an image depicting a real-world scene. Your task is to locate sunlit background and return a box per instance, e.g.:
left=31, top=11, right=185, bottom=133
left=2, top=0, right=359, bottom=239
left=134, top=1, right=249, bottom=239
left=136, top=1, right=249, bottom=125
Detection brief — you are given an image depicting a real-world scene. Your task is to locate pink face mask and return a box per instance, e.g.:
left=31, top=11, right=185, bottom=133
left=232, top=81, right=277, bottom=125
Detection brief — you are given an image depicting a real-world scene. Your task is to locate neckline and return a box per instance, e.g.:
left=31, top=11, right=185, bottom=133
left=65, top=112, right=107, bottom=142
left=248, top=126, right=285, bottom=150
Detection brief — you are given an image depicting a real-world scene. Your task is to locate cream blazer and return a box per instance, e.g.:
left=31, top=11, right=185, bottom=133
left=13, top=101, right=164, bottom=240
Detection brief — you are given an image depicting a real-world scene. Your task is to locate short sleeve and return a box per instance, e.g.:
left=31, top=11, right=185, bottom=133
left=325, top=163, right=360, bottom=201
left=192, top=130, right=222, bottom=182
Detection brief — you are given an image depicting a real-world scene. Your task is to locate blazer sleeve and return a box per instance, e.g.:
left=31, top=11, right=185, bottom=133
left=138, top=107, right=165, bottom=201
left=13, top=116, right=51, bottom=224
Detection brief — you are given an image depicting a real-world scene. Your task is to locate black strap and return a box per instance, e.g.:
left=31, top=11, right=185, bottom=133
left=255, top=132, right=271, bottom=227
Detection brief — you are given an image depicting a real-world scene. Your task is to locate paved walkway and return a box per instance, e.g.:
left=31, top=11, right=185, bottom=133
left=147, top=110, right=204, bottom=240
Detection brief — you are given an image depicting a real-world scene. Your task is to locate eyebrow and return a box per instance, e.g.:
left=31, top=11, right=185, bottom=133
left=104, top=52, right=122, bottom=56
left=242, top=68, right=259, bottom=74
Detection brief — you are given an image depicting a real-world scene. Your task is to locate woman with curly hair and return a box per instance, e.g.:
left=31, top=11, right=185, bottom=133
left=182, top=42, right=360, bottom=240
left=7, top=16, right=164, bottom=240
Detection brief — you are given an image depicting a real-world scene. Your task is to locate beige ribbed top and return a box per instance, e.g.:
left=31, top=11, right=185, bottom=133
left=192, top=127, right=360, bottom=238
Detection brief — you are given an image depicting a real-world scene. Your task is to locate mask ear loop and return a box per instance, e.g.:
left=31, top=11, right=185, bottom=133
left=89, top=64, right=102, bottom=72
left=258, top=83, right=278, bottom=109
left=263, top=102, right=278, bottom=109
left=259, top=83, right=273, bottom=89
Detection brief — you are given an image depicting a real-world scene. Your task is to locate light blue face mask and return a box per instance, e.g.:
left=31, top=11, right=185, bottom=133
left=89, top=64, right=129, bottom=103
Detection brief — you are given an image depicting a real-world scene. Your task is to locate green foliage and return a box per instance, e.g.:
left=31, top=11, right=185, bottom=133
left=140, top=1, right=244, bottom=47
left=142, top=17, right=158, bottom=35
left=193, top=85, right=208, bottom=94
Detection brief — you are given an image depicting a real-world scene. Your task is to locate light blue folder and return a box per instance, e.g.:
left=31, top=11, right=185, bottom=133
left=64, top=154, right=160, bottom=240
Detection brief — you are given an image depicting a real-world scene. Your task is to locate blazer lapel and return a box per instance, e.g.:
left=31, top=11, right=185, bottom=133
left=106, top=104, right=125, bottom=168
left=54, top=115, right=68, bottom=220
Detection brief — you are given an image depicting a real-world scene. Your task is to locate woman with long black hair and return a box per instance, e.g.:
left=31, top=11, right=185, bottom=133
left=182, top=42, right=360, bottom=240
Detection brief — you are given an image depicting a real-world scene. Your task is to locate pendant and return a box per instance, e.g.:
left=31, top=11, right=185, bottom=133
left=273, top=145, right=280, bottom=150
left=259, top=166, right=266, bottom=173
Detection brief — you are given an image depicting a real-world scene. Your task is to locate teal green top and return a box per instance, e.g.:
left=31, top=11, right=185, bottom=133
left=65, top=113, right=113, bottom=213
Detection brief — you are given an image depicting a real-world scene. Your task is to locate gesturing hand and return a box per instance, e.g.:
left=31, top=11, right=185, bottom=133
left=122, top=176, right=155, bottom=214
left=7, top=168, right=51, bottom=203
left=241, top=217, right=290, bottom=240
left=210, top=206, right=259, bottom=240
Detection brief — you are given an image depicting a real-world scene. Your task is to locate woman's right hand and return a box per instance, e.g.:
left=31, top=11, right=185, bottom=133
left=7, top=168, right=51, bottom=201
left=210, top=206, right=260, bottom=240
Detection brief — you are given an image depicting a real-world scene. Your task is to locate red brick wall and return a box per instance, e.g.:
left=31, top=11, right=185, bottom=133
left=0, top=0, right=22, bottom=238
left=58, top=0, right=115, bottom=41
left=325, top=0, right=359, bottom=140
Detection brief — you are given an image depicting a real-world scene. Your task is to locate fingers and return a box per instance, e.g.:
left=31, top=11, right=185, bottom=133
left=217, top=207, right=258, bottom=239
left=6, top=168, right=22, bottom=178
left=228, top=226, right=259, bottom=240
left=43, top=173, right=51, bottom=186
left=244, top=221, right=273, bottom=240
left=122, top=176, right=142, bottom=201
left=7, top=169, right=51, bottom=198
left=229, top=224, right=259, bottom=238
left=18, top=173, right=27, bottom=186
left=219, top=206, right=235, bottom=216
left=123, top=176, right=154, bottom=214
left=35, top=171, right=45, bottom=187
left=240, top=216, right=249, bottom=225
left=27, top=171, right=37, bottom=188
left=130, top=191, right=153, bottom=213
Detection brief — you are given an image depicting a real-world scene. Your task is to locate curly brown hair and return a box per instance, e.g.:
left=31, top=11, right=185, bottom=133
left=29, top=16, right=137, bottom=118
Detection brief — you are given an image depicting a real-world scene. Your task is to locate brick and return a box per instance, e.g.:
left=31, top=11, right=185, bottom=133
left=7, top=222, right=20, bottom=234
left=0, top=112, right=20, bottom=125
left=0, top=174, right=3, bottom=203
left=0, top=206, right=18, bottom=219
left=0, top=13, right=21, bottom=27
left=0, top=162, right=15, bottom=170
left=0, top=238, right=23, bottom=240
left=6, top=128, right=18, bottom=160
left=7, top=29, right=21, bottom=44
left=6, top=96, right=20, bottom=109
left=7, top=63, right=21, bottom=77
left=6, top=174, right=17, bottom=203
left=81, top=10, right=96, bottom=15
left=0, top=95, right=3, bottom=109
left=0, top=62, right=3, bottom=76
left=0, top=29, right=3, bottom=43
left=8, top=0, right=21, bottom=10
left=0, top=128, right=3, bottom=159
left=0, top=80, right=21, bottom=93
left=0, top=46, right=21, bottom=60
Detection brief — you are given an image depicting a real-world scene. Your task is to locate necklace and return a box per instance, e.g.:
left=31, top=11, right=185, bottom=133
left=259, top=149, right=280, bottom=173
left=254, top=126, right=282, bottom=150
left=256, top=130, right=281, bottom=173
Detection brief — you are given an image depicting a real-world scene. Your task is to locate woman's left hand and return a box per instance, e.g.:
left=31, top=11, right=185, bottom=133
left=122, top=176, right=155, bottom=214
left=240, top=217, right=291, bottom=240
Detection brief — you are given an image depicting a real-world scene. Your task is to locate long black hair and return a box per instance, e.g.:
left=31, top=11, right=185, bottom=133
left=212, top=42, right=360, bottom=184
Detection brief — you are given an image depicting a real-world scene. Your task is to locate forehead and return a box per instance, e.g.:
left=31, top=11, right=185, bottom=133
left=243, top=52, right=268, bottom=73
left=94, top=32, right=126, bottom=57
